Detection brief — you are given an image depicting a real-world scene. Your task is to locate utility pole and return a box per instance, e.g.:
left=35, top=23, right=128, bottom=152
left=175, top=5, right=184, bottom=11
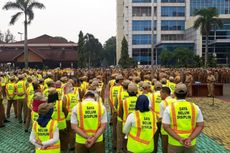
left=151, top=0, right=155, bottom=79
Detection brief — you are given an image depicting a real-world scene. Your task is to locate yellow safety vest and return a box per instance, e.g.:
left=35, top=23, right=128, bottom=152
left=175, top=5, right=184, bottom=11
left=33, top=120, right=60, bottom=153
left=109, top=85, right=122, bottom=111
left=65, top=93, right=78, bottom=120
left=27, top=83, right=34, bottom=108
left=43, top=89, right=49, bottom=100
left=117, top=89, right=129, bottom=116
left=52, top=101, right=66, bottom=130
left=168, top=101, right=198, bottom=146
left=122, top=96, right=137, bottom=126
left=15, top=80, right=26, bottom=100
left=6, top=82, right=15, bottom=100
left=168, top=81, right=176, bottom=94
left=161, top=97, right=176, bottom=135
left=56, top=88, right=63, bottom=100
left=127, top=111, right=157, bottom=153
left=76, top=100, right=104, bottom=144
left=32, top=111, right=39, bottom=122
left=151, top=91, right=162, bottom=116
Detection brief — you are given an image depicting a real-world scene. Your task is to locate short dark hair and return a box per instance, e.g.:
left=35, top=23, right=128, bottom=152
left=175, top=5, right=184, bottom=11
left=175, top=92, right=187, bottom=99
left=161, top=87, right=171, bottom=95
left=85, top=92, right=95, bottom=98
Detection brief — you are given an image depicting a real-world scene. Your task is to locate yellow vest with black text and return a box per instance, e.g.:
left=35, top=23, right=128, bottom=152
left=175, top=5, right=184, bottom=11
left=65, top=93, right=78, bottom=120
left=33, top=120, right=60, bottom=153
left=76, top=100, right=104, bottom=144
left=122, top=96, right=137, bottom=126
left=151, top=91, right=161, bottom=117
left=168, top=101, right=198, bottom=146
left=161, top=97, right=176, bottom=135
left=52, top=100, right=66, bottom=130
left=117, top=89, right=129, bottom=118
left=127, top=111, right=157, bottom=153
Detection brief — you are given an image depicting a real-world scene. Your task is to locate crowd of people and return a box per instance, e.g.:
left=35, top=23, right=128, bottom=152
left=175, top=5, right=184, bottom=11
left=0, top=67, right=228, bottom=153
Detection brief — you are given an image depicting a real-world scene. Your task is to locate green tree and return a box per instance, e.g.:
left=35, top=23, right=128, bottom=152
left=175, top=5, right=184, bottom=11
left=118, top=37, right=137, bottom=68
left=3, top=0, right=45, bottom=68
left=159, top=49, right=173, bottom=67
left=193, top=7, right=223, bottom=68
left=84, top=33, right=103, bottom=67
left=192, top=55, right=203, bottom=67
left=77, top=31, right=86, bottom=68
left=207, top=54, right=217, bottom=67
left=173, top=48, right=194, bottom=67
left=102, top=36, right=116, bottom=66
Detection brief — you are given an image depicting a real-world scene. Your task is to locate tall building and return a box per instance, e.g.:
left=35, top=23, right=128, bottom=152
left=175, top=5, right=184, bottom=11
left=116, top=0, right=230, bottom=65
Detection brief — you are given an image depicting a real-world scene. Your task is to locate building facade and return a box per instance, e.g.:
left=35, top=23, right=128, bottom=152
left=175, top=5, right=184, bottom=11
left=116, top=0, right=230, bottom=65
left=0, top=35, right=78, bottom=68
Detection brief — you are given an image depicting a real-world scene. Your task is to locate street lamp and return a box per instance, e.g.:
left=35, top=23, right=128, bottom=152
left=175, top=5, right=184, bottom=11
left=18, top=32, right=23, bottom=41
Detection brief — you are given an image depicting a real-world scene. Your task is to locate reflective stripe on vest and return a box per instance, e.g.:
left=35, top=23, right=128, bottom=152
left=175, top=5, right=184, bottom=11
left=168, top=101, right=198, bottom=146
left=129, top=111, right=156, bottom=145
left=34, top=120, right=60, bottom=151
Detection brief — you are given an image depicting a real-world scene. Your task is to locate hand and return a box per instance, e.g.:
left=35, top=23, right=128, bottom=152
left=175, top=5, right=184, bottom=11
left=36, top=140, right=43, bottom=146
left=85, top=136, right=96, bottom=148
left=178, top=138, right=185, bottom=145
left=184, top=138, right=192, bottom=148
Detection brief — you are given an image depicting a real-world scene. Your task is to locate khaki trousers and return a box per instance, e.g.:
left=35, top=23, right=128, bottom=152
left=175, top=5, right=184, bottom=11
left=6, top=100, right=17, bottom=118
left=75, top=142, right=105, bottom=153
left=116, top=121, right=125, bottom=153
left=17, top=99, right=26, bottom=122
left=0, top=99, right=5, bottom=126
left=168, top=144, right=196, bottom=153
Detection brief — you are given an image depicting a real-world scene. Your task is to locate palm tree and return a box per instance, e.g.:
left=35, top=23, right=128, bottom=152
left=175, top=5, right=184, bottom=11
left=2, top=0, right=45, bottom=68
left=193, top=7, right=223, bottom=68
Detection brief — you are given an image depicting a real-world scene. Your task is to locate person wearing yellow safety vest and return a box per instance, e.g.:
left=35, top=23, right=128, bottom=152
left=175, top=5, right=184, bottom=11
left=123, top=95, right=157, bottom=153
left=161, top=78, right=168, bottom=88
left=49, top=89, right=68, bottom=153
left=71, top=90, right=107, bottom=153
left=43, top=80, right=55, bottom=100
left=25, top=77, right=35, bottom=132
left=117, top=83, right=138, bottom=153
left=141, top=82, right=153, bottom=103
left=168, top=77, right=176, bottom=96
left=162, top=83, right=204, bottom=153
left=80, top=76, right=89, bottom=95
left=109, top=74, right=123, bottom=151
left=160, top=87, right=176, bottom=153
left=15, top=74, right=27, bottom=123
left=62, top=82, right=79, bottom=151
left=30, top=103, right=60, bottom=153
left=0, top=78, right=6, bottom=128
left=5, top=76, right=17, bottom=119
left=151, top=81, right=162, bottom=153
left=116, top=79, right=131, bottom=153
left=55, top=81, right=63, bottom=100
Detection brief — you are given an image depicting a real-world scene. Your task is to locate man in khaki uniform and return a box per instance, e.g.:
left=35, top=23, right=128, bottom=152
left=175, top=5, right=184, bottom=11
left=185, top=72, right=193, bottom=97
left=207, top=71, right=216, bottom=97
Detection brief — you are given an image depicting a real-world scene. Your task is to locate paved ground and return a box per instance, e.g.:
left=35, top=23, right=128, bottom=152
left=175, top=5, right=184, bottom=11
left=1, top=97, right=230, bottom=153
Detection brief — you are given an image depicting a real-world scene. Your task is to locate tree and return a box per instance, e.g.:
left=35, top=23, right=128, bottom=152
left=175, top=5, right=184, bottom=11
left=173, top=48, right=194, bottom=67
left=84, top=33, right=103, bottom=67
left=77, top=31, right=86, bottom=68
left=118, top=37, right=137, bottom=68
left=207, top=54, right=217, bottom=68
left=193, top=7, right=223, bottom=68
left=3, top=0, right=45, bottom=68
left=0, top=29, right=15, bottom=43
left=102, top=36, right=116, bottom=66
left=160, top=49, right=173, bottom=67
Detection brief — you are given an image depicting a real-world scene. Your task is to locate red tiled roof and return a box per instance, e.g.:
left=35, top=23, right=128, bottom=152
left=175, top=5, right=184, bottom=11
left=0, top=47, right=77, bottom=62
left=13, top=34, right=74, bottom=44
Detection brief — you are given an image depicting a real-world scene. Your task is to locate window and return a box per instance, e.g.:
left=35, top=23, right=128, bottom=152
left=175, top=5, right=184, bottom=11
left=132, top=34, right=152, bottom=45
left=190, top=0, right=230, bottom=16
left=161, top=0, right=185, bottom=2
left=132, top=48, right=152, bottom=65
left=132, top=0, right=151, bottom=3
left=132, top=7, right=151, bottom=17
left=132, top=20, right=156, bottom=31
left=161, top=34, right=185, bottom=40
left=161, top=6, right=185, bottom=17
left=161, top=20, right=185, bottom=31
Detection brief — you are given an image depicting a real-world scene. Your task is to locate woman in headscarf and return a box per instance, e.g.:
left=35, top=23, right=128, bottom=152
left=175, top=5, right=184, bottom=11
left=123, top=95, right=157, bottom=153
left=30, top=103, right=60, bottom=153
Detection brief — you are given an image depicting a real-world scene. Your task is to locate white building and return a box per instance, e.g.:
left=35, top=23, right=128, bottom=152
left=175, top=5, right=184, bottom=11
left=116, top=0, right=230, bottom=65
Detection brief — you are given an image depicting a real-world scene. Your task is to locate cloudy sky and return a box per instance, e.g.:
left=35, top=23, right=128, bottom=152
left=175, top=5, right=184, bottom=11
left=0, top=0, right=116, bottom=44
